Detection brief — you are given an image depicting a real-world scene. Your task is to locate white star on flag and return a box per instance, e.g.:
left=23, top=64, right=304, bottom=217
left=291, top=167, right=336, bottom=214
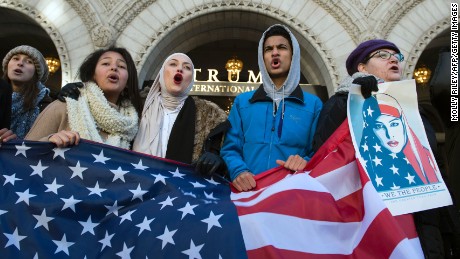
left=110, top=166, right=129, bottom=182
left=129, top=184, right=148, bottom=201
left=182, top=239, right=204, bottom=259
left=15, top=188, right=36, bottom=205
left=390, top=183, right=401, bottom=190
left=404, top=157, right=410, bottom=164
left=79, top=216, right=99, bottom=235
left=116, top=242, right=134, bottom=259
left=204, top=191, right=218, bottom=200
left=191, top=181, right=206, bottom=188
left=92, top=150, right=110, bottom=164
left=361, top=143, right=369, bottom=152
left=45, top=178, right=64, bottom=194
left=87, top=181, right=106, bottom=197
left=201, top=211, right=223, bottom=232
left=53, top=147, right=70, bottom=159
left=131, top=159, right=148, bottom=170
left=372, top=156, right=382, bottom=166
left=405, top=173, right=416, bottom=184
left=98, top=231, right=114, bottom=251
left=61, top=195, right=82, bottom=212
left=389, top=165, right=399, bottom=175
left=159, top=196, right=177, bottom=210
left=169, top=167, right=185, bottom=178
left=157, top=226, right=177, bottom=249
left=52, top=234, right=75, bottom=255
left=178, top=202, right=198, bottom=219
left=3, top=227, right=26, bottom=249
left=3, top=173, right=21, bottom=186
left=119, top=210, right=135, bottom=224
left=15, top=142, right=31, bottom=157
left=105, top=201, right=123, bottom=216
left=205, top=178, right=220, bottom=185
left=152, top=173, right=168, bottom=185
left=136, top=216, right=155, bottom=235
left=375, top=174, right=384, bottom=187
left=69, top=161, right=88, bottom=179
left=30, top=160, right=48, bottom=177
left=366, top=106, right=374, bottom=117
left=372, top=143, right=382, bottom=152
left=33, top=209, right=54, bottom=230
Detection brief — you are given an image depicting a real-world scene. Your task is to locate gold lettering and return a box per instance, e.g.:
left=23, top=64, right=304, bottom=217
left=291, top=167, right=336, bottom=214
left=207, top=69, right=220, bottom=82
left=247, top=70, right=262, bottom=83
left=193, top=69, right=202, bottom=82
left=228, top=71, right=241, bottom=82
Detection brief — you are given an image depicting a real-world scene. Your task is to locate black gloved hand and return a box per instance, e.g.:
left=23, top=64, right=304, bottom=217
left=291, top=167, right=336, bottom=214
left=353, top=76, right=378, bottom=99
left=57, top=82, right=84, bottom=102
left=194, top=152, right=225, bottom=177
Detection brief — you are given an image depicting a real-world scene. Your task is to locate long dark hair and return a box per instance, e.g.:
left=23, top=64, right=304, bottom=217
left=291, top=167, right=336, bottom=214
left=78, top=46, right=142, bottom=116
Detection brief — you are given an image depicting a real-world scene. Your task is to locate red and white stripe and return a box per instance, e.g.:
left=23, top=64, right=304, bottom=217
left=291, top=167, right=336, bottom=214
left=231, top=122, right=423, bottom=258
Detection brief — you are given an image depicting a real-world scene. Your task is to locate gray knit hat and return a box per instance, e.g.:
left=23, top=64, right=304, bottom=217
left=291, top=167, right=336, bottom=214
left=2, top=45, right=49, bottom=83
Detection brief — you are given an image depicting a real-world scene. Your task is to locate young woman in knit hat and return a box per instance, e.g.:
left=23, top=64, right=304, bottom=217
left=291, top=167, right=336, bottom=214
left=25, top=46, right=142, bottom=149
left=1, top=45, right=53, bottom=139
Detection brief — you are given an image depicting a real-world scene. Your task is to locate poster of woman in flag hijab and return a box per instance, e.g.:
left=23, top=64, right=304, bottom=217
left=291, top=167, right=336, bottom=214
left=348, top=79, right=452, bottom=215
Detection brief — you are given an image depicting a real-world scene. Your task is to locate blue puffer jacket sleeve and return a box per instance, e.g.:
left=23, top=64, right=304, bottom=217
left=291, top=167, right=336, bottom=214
left=221, top=95, right=249, bottom=180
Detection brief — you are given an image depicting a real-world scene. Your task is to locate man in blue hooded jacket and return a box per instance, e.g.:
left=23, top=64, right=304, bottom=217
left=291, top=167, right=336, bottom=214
left=221, top=24, right=322, bottom=191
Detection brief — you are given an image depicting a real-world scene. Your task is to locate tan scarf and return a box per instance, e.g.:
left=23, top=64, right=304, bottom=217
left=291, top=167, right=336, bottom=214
left=66, top=81, right=139, bottom=149
left=133, top=53, right=194, bottom=156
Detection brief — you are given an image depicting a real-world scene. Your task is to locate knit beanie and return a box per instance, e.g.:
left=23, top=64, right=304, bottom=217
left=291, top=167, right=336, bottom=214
left=2, top=45, right=49, bottom=83
left=346, top=39, right=400, bottom=75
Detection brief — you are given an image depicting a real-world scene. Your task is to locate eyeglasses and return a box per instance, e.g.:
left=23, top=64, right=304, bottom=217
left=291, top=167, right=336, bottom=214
left=365, top=50, right=404, bottom=62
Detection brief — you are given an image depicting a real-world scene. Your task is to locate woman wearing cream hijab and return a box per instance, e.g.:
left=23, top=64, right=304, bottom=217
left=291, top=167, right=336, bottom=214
left=133, top=53, right=228, bottom=176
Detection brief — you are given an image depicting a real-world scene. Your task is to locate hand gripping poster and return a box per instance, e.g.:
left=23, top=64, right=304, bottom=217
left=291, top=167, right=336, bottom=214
left=348, top=79, right=452, bottom=216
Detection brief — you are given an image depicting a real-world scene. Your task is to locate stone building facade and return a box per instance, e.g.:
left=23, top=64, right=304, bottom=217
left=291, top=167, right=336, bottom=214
left=0, top=0, right=454, bottom=97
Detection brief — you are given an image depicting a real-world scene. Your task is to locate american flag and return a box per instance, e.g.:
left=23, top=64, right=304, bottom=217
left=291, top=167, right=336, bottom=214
left=232, top=121, right=423, bottom=258
left=0, top=140, right=246, bottom=258
left=1, top=122, right=423, bottom=258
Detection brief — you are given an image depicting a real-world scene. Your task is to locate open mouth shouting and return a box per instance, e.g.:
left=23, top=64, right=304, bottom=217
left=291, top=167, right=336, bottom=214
left=389, top=65, right=399, bottom=73
left=271, top=58, right=281, bottom=69
left=174, top=73, right=183, bottom=84
left=13, top=68, right=23, bottom=75
left=107, top=73, right=119, bottom=83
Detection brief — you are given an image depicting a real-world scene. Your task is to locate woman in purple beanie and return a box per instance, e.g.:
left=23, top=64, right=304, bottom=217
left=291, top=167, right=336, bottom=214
left=312, top=39, right=404, bottom=150
left=312, top=39, right=460, bottom=258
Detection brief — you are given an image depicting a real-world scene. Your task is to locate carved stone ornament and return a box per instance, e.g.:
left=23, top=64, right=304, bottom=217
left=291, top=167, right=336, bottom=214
left=91, top=25, right=115, bottom=48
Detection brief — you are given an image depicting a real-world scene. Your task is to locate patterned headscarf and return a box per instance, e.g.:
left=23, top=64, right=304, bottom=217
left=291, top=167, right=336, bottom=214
left=360, top=94, right=439, bottom=191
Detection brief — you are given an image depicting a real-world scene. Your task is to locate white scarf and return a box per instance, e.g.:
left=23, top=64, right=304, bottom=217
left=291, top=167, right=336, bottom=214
left=66, top=81, right=139, bottom=149
left=133, top=53, right=194, bottom=156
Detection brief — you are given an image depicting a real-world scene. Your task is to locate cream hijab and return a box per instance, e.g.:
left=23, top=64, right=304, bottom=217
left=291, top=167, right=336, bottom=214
left=132, top=53, right=195, bottom=156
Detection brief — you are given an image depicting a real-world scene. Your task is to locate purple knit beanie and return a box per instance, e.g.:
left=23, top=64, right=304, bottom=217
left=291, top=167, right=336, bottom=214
left=346, top=39, right=401, bottom=75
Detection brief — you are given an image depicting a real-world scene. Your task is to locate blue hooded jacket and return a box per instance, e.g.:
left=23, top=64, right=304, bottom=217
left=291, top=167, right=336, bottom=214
left=221, top=24, right=322, bottom=180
